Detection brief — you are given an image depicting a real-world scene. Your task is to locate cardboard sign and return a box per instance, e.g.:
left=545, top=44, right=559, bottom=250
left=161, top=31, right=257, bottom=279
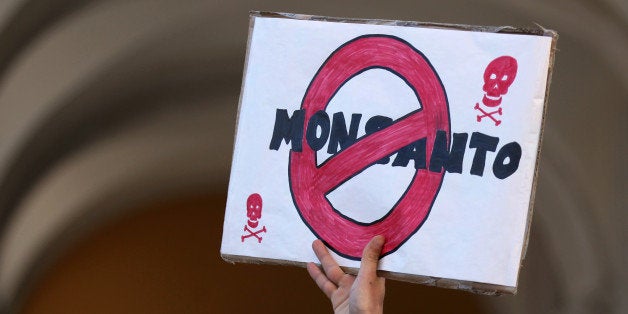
left=221, top=11, right=557, bottom=294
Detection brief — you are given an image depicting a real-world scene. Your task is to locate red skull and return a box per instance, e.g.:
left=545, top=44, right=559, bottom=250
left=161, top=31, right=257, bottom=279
left=246, top=193, right=262, bottom=228
left=482, top=56, right=518, bottom=107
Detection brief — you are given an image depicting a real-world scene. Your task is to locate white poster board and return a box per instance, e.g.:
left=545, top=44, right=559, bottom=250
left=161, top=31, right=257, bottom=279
left=221, top=12, right=556, bottom=294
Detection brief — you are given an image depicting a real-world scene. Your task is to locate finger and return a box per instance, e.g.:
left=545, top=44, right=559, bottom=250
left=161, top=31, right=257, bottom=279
left=358, top=235, right=385, bottom=279
left=312, top=239, right=345, bottom=284
left=306, top=262, right=337, bottom=299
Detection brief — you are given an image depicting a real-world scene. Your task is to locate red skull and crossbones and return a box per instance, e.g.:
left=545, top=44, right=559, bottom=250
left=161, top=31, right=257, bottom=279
left=242, top=193, right=266, bottom=243
left=246, top=193, right=262, bottom=228
left=475, top=56, right=518, bottom=126
left=482, top=56, right=518, bottom=107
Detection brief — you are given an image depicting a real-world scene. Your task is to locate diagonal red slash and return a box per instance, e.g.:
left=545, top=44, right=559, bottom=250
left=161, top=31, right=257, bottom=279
left=289, top=35, right=450, bottom=259
left=315, top=112, right=430, bottom=192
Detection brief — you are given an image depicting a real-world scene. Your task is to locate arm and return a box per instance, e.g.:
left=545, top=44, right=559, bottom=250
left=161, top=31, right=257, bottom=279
left=307, top=235, right=386, bottom=314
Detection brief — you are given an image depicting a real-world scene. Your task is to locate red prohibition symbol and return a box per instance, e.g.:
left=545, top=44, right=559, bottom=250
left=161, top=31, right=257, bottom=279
left=289, top=35, right=450, bottom=260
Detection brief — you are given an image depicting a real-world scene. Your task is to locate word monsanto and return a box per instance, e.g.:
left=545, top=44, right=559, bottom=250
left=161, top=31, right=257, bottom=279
left=269, top=109, right=521, bottom=179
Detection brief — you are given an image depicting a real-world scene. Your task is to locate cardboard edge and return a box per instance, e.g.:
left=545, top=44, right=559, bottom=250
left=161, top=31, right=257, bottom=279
left=250, top=10, right=557, bottom=37
left=514, top=29, right=559, bottom=285
left=231, top=15, right=257, bottom=151
left=219, top=15, right=257, bottom=248
left=222, top=254, right=515, bottom=296
left=230, top=11, right=558, bottom=296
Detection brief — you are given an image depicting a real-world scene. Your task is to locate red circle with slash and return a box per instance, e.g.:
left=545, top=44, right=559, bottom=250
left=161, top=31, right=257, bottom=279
left=289, top=35, right=450, bottom=260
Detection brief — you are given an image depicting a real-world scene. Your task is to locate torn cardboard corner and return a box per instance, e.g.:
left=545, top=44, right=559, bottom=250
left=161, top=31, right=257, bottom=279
left=221, top=11, right=557, bottom=296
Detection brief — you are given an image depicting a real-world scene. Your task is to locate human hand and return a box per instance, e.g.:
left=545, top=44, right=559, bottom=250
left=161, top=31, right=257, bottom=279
left=306, top=235, right=386, bottom=314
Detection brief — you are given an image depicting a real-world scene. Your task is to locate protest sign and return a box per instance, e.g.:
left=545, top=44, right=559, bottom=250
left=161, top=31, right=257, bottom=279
left=221, top=11, right=556, bottom=294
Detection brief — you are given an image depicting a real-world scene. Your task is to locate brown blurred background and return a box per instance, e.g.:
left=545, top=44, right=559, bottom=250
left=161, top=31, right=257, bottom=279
left=0, top=0, right=625, bottom=313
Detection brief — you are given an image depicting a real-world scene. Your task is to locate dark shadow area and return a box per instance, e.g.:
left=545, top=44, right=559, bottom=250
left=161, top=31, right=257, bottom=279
left=20, top=194, right=485, bottom=314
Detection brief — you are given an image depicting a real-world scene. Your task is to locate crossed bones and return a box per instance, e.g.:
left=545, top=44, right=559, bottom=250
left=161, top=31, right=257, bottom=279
left=474, top=103, right=502, bottom=126
left=241, top=225, right=266, bottom=243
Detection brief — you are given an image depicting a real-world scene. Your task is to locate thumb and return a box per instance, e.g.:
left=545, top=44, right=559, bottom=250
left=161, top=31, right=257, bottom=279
left=357, top=235, right=385, bottom=278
